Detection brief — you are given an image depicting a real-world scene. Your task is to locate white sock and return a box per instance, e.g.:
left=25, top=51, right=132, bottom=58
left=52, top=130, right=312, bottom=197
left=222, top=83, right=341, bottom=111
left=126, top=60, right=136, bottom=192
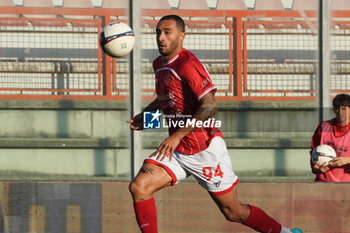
left=280, top=226, right=292, bottom=233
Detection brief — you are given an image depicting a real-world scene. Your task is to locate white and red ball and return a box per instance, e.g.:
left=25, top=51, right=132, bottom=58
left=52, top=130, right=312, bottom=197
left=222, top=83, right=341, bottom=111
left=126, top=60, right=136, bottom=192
left=100, top=22, right=135, bottom=58
left=311, top=144, right=337, bottom=166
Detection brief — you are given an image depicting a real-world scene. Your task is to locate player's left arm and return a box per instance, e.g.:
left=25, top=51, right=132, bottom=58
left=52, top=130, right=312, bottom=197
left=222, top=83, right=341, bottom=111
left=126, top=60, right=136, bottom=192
left=154, top=91, right=217, bottom=161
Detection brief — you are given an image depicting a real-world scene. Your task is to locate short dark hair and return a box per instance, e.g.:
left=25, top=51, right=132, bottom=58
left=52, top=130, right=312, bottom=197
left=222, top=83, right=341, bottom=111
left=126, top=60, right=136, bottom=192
left=158, top=14, right=185, bottom=32
left=333, top=93, right=350, bottom=108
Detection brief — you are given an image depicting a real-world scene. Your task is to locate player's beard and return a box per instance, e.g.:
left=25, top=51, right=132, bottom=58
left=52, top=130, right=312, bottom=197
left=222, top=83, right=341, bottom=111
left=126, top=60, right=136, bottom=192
left=158, top=39, right=180, bottom=57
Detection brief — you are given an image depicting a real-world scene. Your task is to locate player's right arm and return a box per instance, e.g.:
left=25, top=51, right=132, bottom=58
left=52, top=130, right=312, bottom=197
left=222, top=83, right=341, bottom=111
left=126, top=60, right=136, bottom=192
left=312, top=162, right=331, bottom=174
left=127, top=98, right=160, bottom=130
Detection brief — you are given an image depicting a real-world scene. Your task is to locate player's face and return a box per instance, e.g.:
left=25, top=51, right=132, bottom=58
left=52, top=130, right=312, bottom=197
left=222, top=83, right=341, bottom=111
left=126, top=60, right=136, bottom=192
left=334, top=105, right=350, bottom=126
left=156, top=19, right=185, bottom=59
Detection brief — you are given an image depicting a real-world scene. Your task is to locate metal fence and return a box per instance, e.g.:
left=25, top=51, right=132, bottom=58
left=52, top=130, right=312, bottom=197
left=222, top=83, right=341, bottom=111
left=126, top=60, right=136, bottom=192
left=0, top=17, right=102, bottom=97
left=0, top=7, right=349, bottom=100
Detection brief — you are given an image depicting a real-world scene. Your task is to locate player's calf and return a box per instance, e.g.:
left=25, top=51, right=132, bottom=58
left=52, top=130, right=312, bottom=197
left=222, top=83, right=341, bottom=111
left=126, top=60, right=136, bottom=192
left=133, top=198, right=158, bottom=233
left=219, top=203, right=250, bottom=223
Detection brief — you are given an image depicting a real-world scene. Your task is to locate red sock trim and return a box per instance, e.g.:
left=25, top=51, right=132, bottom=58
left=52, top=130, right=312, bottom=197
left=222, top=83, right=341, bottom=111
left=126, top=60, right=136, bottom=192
left=133, top=198, right=158, bottom=233
left=244, top=205, right=282, bottom=233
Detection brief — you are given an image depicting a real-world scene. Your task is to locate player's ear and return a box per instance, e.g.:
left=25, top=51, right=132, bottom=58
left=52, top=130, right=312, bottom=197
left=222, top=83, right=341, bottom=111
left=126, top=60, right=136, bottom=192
left=180, top=31, right=186, bottom=41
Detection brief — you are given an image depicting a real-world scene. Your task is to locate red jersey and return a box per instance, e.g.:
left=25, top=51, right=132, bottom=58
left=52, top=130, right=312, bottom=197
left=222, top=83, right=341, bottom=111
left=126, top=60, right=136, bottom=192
left=153, top=49, right=223, bottom=155
left=310, top=118, right=350, bottom=182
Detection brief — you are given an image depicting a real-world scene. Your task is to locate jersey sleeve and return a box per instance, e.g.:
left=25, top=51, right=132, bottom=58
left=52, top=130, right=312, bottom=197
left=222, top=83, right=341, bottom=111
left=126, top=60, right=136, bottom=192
left=153, top=56, right=162, bottom=72
left=181, top=59, right=217, bottom=100
left=311, top=124, right=322, bottom=155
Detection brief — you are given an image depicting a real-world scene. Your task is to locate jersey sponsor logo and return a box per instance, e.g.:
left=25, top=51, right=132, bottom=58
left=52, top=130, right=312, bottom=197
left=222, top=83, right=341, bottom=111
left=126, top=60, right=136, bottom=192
left=143, top=110, right=161, bottom=129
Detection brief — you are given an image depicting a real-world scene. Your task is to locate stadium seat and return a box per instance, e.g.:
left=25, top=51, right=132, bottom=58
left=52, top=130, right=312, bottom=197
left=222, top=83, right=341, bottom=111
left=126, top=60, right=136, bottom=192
left=291, top=0, right=317, bottom=30
left=140, top=0, right=170, bottom=28
left=23, top=0, right=54, bottom=8
left=292, top=0, right=317, bottom=10
left=178, top=0, right=208, bottom=28
left=215, top=0, right=246, bottom=28
left=62, top=0, right=94, bottom=26
left=178, top=0, right=208, bottom=10
left=0, top=0, right=28, bottom=26
left=22, top=0, right=61, bottom=25
left=0, top=0, right=18, bottom=17
left=254, top=0, right=284, bottom=10
left=254, top=0, right=297, bottom=29
left=0, top=0, right=14, bottom=7
left=141, top=0, right=170, bottom=9
left=101, top=0, right=128, bottom=22
left=62, top=0, right=94, bottom=8
left=101, top=0, right=128, bottom=9
left=332, top=0, right=350, bottom=29
left=331, top=0, right=350, bottom=10
left=216, top=0, right=246, bottom=10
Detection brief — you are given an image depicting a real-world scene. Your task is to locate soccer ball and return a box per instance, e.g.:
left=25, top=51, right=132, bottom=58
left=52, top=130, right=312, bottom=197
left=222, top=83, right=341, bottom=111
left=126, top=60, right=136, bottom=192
left=311, top=144, right=337, bottom=166
left=99, top=22, right=135, bottom=58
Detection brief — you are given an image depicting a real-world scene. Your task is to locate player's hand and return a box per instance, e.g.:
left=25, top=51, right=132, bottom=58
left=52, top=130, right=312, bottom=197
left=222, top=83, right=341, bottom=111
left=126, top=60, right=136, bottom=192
left=127, top=113, right=143, bottom=130
left=328, top=157, right=350, bottom=168
left=312, top=161, right=331, bottom=174
left=152, top=134, right=182, bottom=161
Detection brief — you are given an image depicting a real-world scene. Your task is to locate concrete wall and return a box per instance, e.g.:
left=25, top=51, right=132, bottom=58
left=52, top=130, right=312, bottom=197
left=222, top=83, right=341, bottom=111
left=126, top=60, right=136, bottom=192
left=0, top=100, right=132, bottom=180
left=0, top=181, right=349, bottom=233
left=0, top=100, right=319, bottom=180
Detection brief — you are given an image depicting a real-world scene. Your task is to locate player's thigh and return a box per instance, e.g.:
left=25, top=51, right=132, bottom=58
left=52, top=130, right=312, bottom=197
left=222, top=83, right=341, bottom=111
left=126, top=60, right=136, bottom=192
left=130, top=162, right=173, bottom=198
left=180, top=137, right=238, bottom=193
left=209, top=186, right=250, bottom=222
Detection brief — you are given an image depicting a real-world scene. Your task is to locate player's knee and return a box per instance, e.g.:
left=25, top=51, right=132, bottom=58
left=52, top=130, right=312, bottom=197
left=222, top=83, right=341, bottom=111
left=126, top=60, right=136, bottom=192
left=129, top=180, right=152, bottom=198
left=128, top=180, right=140, bottom=197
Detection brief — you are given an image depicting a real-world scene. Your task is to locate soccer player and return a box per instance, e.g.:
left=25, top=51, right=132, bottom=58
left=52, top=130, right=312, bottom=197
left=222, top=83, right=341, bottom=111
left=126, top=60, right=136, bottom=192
left=310, top=93, right=350, bottom=182
left=127, top=14, right=302, bottom=233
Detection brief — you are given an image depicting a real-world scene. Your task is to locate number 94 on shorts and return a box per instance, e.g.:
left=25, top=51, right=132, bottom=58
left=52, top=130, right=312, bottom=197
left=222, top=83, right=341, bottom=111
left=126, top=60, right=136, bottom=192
left=145, top=137, right=239, bottom=194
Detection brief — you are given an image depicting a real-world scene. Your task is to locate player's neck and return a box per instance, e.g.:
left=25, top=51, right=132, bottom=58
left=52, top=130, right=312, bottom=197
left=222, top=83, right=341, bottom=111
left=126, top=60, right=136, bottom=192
left=335, top=118, right=350, bottom=127
left=162, top=48, right=184, bottom=61
left=334, top=119, right=350, bottom=137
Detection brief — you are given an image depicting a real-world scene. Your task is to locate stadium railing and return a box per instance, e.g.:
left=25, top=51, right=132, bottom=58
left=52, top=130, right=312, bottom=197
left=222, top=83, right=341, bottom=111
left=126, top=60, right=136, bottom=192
left=0, top=7, right=349, bottom=101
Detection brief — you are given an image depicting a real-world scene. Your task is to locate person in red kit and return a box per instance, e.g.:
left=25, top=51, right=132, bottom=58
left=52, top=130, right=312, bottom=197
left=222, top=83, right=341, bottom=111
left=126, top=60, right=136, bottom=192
left=311, top=93, right=350, bottom=182
left=127, top=15, right=302, bottom=233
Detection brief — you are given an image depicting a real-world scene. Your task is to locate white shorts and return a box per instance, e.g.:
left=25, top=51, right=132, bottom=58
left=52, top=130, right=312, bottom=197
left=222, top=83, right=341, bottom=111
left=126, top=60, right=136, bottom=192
left=144, top=136, right=239, bottom=195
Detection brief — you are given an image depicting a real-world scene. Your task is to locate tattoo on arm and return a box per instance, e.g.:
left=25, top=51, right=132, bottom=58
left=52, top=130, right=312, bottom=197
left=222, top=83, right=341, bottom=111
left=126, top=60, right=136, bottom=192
left=141, top=167, right=154, bottom=174
left=195, top=93, right=217, bottom=121
left=168, top=92, right=217, bottom=138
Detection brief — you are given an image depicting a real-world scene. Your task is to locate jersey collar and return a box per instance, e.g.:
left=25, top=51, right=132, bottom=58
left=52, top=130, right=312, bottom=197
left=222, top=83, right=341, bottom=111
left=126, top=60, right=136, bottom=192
left=162, top=49, right=185, bottom=66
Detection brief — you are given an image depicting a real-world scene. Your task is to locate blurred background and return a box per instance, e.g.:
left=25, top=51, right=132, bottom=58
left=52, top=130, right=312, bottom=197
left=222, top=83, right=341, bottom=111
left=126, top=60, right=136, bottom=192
left=2, top=0, right=345, bottom=182
left=0, top=1, right=349, bottom=232
left=1, top=0, right=348, bottom=182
